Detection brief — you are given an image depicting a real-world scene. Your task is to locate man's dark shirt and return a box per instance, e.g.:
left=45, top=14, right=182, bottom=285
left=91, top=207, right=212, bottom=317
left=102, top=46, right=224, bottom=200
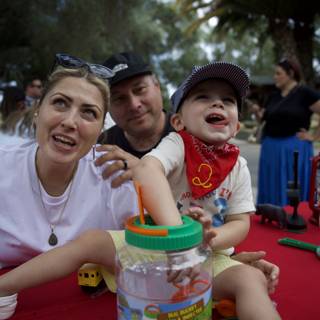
left=97, top=111, right=174, bottom=158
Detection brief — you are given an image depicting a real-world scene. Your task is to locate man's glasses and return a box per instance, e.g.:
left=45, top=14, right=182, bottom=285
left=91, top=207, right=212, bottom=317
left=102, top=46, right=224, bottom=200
left=54, top=53, right=114, bottom=80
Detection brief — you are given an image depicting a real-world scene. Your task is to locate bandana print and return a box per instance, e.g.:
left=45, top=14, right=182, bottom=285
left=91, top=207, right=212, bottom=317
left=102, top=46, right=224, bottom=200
left=178, top=130, right=239, bottom=199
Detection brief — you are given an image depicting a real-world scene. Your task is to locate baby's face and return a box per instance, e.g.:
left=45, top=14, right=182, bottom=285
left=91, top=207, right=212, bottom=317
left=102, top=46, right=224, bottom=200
left=177, top=79, right=240, bottom=146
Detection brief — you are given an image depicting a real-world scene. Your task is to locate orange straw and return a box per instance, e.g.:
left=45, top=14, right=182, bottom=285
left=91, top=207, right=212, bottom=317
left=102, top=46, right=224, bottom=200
left=134, top=181, right=145, bottom=224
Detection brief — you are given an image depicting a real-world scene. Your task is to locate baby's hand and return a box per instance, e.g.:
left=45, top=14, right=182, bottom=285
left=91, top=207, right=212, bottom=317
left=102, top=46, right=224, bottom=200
left=184, top=207, right=217, bottom=249
left=166, top=257, right=200, bottom=284
left=166, top=207, right=213, bottom=284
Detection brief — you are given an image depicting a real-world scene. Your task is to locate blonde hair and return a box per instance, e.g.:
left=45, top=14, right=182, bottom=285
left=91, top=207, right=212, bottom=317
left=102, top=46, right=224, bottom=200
left=38, top=67, right=110, bottom=122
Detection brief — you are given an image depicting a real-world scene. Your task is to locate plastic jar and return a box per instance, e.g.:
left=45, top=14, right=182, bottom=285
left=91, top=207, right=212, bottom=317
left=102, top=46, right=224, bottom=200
left=116, top=215, right=212, bottom=320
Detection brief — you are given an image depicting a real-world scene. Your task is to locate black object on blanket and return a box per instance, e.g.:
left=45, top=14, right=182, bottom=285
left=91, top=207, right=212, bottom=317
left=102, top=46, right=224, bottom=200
left=255, top=204, right=287, bottom=229
left=286, top=150, right=307, bottom=230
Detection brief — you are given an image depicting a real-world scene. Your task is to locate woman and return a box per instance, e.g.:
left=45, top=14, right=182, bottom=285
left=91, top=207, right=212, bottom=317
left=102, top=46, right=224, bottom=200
left=257, top=58, right=320, bottom=206
left=0, top=53, right=137, bottom=268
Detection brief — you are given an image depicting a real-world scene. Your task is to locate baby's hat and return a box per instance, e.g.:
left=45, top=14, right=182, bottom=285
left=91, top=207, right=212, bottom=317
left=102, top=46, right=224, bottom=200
left=170, top=61, right=249, bottom=113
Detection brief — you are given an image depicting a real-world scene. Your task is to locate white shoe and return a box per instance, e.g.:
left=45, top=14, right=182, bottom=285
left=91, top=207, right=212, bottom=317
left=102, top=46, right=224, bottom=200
left=0, top=294, right=18, bottom=319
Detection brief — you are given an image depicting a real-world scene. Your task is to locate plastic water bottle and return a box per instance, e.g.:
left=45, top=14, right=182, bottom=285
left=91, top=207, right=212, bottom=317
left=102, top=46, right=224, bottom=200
left=116, top=215, right=212, bottom=320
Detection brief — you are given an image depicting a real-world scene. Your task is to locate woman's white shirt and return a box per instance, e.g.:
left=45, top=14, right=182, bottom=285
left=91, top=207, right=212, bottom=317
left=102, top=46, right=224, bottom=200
left=0, top=132, right=28, bottom=145
left=0, top=141, right=137, bottom=268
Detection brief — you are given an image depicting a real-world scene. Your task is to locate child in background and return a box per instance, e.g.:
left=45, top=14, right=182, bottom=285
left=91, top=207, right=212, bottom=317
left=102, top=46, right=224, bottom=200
left=132, top=62, right=281, bottom=320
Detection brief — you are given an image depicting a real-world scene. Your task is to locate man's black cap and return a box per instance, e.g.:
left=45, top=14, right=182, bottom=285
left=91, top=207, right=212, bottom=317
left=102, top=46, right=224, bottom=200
left=103, top=52, right=152, bottom=86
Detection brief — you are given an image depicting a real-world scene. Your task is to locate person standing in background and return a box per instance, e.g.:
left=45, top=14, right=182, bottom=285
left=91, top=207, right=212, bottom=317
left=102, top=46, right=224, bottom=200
left=255, top=58, right=320, bottom=206
left=24, top=77, right=43, bottom=107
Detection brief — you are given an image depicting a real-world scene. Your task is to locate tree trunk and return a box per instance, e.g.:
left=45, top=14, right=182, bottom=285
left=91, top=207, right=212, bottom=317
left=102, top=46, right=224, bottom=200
left=268, top=18, right=298, bottom=63
left=293, top=18, right=315, bottom=86
left=267, top=17, right=316, bottom=86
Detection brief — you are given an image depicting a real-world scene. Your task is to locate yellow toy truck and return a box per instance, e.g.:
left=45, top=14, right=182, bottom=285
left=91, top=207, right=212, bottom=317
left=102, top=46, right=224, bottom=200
left=77, top=263, right=105, bottom=294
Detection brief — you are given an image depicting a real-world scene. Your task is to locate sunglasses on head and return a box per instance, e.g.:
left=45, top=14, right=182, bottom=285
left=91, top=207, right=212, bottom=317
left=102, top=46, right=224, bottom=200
left=54, top=53, right=114, bottom=80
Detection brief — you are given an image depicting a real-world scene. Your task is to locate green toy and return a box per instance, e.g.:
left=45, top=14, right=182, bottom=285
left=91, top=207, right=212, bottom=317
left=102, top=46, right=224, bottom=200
left=278, top=237, right=320, bottom=259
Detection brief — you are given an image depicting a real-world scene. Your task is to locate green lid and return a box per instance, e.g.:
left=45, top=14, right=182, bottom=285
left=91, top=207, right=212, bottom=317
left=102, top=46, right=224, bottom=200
left=125, top=215, right=203, bottom=251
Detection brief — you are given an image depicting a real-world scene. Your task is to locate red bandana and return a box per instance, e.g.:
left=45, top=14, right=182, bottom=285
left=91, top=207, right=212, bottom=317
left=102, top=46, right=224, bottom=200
left=178, top=130, right=240, bottom=199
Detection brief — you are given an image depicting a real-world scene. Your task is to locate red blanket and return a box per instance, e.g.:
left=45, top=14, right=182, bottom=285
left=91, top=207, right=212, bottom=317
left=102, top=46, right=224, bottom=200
left=237, top=202, right=319, bottom=319
left=3, top=202, right=319, bottom=319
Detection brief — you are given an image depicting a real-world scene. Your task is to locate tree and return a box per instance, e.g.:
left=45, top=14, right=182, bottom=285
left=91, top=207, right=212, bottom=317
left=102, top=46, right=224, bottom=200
left=148, top=2, right=209, bottom=92
left=0, top=0, right=33, bottom=84
left=0, top=0, right=210, bottom=102
left=177, top=0, right=320, bottom=85
left=0, top=0, right=175, bottom=83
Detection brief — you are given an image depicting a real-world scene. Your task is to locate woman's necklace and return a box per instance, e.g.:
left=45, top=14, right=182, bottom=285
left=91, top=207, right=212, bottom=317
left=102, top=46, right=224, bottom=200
left=36, top=165, right=77, bottom=246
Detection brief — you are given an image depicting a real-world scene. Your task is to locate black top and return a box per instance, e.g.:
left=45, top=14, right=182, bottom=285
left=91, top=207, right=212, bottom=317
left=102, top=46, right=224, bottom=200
left=262, top=85, right=320, bottom=137
left=97, top=111, right=174, bottom=158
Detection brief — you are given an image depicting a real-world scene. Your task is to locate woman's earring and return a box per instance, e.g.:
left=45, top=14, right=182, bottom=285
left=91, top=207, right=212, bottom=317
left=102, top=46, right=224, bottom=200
left=92, top=144, right=96, bottom=161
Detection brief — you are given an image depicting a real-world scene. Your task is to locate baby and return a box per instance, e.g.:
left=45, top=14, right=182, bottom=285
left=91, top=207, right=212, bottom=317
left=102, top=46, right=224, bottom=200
left=132, top=61, right=281, bottom=320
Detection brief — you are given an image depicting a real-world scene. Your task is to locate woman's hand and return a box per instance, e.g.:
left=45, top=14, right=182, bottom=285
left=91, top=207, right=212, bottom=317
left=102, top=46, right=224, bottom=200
left=296, top=128, right=314, bottom=141
left=94, top=145, right=140, bottom=187
left=247, top=102, right=264, bottom=121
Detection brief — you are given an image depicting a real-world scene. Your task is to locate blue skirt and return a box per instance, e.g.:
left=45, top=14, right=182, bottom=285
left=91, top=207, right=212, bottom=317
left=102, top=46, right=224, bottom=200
left=257, top=135, right=314, bottom=206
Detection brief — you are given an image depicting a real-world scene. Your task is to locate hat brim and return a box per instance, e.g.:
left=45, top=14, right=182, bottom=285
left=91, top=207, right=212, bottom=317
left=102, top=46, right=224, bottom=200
left=109, top=66, right=152, bottom=86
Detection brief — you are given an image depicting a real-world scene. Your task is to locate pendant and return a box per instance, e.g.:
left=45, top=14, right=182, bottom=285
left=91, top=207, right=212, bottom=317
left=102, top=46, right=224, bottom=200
left=48, top=232, right=58, bottom=246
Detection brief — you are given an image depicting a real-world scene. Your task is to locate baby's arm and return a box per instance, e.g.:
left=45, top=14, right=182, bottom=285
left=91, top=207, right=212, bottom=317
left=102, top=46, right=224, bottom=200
left=209, top=157, right=254, bottom=250
left=210, top=213, right=250, bottom=250
left=189, top=208, right=250, bottom=250
left=0, top=230, right=115, bottom=297
left=133, top=156, right=182, bottom=226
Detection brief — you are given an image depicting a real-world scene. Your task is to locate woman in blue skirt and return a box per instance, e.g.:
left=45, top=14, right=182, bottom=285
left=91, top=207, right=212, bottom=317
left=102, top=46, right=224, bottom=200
left=255, top=58, right=320, bottom=206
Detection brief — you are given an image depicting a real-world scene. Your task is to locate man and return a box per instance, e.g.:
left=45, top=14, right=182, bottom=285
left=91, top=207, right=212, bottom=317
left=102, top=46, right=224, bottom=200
left=98, top=52, right=172, bottom=152
left=24, top=77, right=43, bottom=107
left=95, top=52, right=279, bottom=292
left=96, top=51, right=174, bottom=186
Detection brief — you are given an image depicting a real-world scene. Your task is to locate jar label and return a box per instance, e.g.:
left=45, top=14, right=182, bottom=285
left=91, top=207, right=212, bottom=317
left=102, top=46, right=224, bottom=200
left=117, top=285, right=212, bottom=320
